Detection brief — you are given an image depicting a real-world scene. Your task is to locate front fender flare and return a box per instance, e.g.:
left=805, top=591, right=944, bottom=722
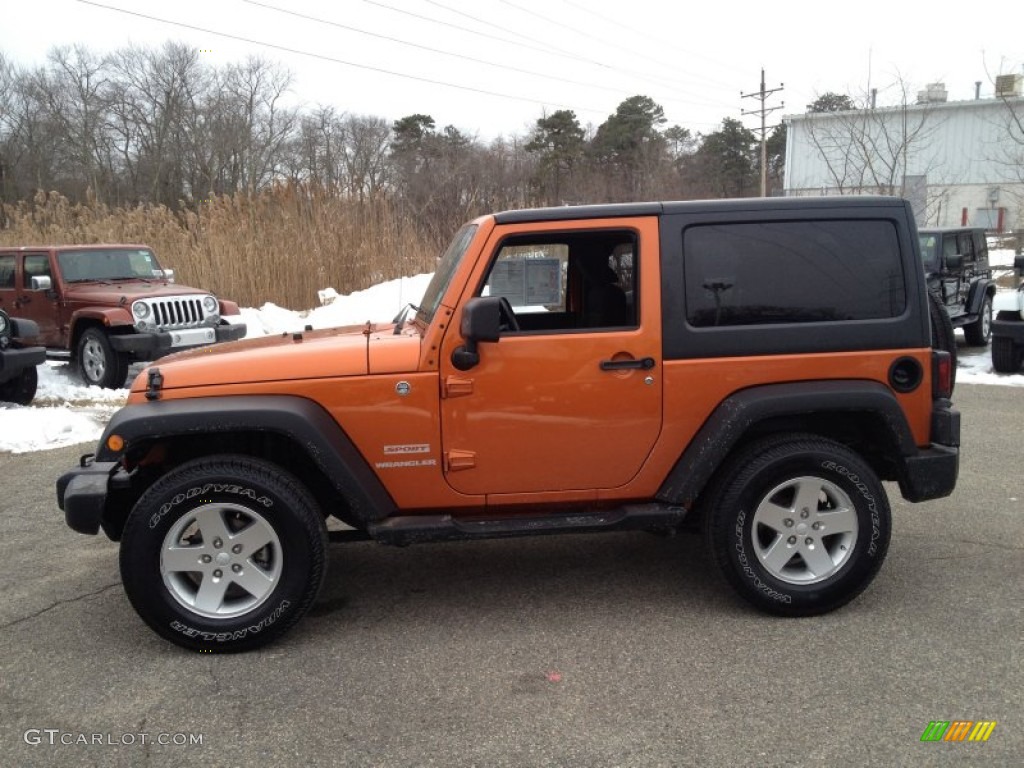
left=96, top=395, right=397, bottom=525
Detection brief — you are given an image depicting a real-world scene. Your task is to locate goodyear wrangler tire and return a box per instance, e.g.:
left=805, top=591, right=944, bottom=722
left=706, top=434, right=891, bottom=616
left=119, top=455, right=327, bottom=652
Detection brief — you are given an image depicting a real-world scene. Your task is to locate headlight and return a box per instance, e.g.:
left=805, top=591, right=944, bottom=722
left=132, top=301, right=150, bottom=319
left=202, top=296, right=219, bottom=314
left=0, top=310, right=8, bottom=335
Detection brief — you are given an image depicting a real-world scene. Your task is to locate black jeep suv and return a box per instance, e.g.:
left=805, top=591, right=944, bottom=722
left=918, top=227, right=995, bottom=346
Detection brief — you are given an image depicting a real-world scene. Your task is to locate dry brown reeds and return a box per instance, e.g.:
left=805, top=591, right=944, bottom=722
left=0, top=185, right=439, bottom=309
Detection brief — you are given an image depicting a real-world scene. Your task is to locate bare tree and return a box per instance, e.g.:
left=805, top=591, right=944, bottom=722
left=802, top=78, right=944, bottom=198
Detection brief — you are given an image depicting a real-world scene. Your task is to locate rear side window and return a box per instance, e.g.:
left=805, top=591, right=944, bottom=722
left=683, top=220, right=905, bottom=327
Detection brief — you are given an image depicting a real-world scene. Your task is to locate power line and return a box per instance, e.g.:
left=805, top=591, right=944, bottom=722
left=243, top=0, right=642, bottom=97
left=495, top=0, right=740, bottom=108
left=74, top=0, right=611, bottom=118
left=369, top=0, right=737, bottom=112
left=558, top=0, right=750, bottom=81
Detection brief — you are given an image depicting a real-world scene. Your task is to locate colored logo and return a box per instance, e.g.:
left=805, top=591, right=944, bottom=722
left=920, top=721, right=997, bottom=742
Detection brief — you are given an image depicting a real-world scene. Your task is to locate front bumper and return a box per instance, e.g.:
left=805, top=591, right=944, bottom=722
left=109, top=322, right=246, bottom=360
left=57, top=456, right=119, bottom=535
left=0, top=345, right=46, bottom=381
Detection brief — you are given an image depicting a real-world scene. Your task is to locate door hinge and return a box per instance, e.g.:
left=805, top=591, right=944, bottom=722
left=444, top=450, right=476, bottom=471
left=442, top=376, right=474, bottom=398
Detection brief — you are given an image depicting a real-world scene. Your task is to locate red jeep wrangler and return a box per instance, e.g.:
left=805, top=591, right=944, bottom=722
left=0, top=244, right=245, bottom=388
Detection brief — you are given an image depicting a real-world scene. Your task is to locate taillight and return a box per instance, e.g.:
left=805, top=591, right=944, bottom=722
left=932, top=350, right=953, bottom=399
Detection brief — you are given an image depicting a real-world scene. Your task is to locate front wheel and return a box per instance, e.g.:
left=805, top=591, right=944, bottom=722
left=705, top=434, right=891, bottom=616
left=77, top=328, right=129, bottom=389
left=119, top=455, right=328, bottom=652
left=991, top=336, right=1023, bottom=373
left=964, top=294, right=993, bottom=346
left=0, top=365, right=38, bottom=405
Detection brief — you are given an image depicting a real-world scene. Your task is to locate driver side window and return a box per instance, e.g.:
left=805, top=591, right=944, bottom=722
left=480, top=230, right=638, bottom=333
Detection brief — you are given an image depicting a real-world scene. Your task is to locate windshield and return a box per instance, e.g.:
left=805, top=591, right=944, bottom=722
left=57, top=248, right=162, bottom=282
left=417, top=224, right=478, bottom=324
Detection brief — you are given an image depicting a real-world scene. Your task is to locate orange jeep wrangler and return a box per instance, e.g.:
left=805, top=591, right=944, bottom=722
left=57, top=197, right=959, bottom=652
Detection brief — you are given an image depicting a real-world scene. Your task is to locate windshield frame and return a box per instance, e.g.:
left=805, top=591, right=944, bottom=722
left=416, top=224, right=478, bottom=325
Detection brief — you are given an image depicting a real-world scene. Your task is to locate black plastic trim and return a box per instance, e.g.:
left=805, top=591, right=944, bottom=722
left=92, top=396, right=397, bottom=524
left=656, top=380, right=919, bottom=507
left=108, top=323, right=246, bottom=356
left=9, top=317, right=41, bottom=339
left=368, top=504, right=687, bottom=546
left=0, top=345, right=46, bottom=376
left=930, top=403, right=961, bottom=447
left=492, top=196, right=906, bottom=225
left=57, top=459, right=120, bottom=535
left=899, top=444, right=959, bottom=502
left=992, top=318, right=1024, bottom=342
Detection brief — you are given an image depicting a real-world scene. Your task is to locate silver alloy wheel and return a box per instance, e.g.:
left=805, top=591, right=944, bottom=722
left=160, top=503, right=283, bottom=619
left=750, top=475, right=858, bottom=585
left=81, top=336, right=107, bottom=383
left=982, top=301, right=992, bottom=340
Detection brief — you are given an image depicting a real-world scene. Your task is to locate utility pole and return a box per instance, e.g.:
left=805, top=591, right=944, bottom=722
left=741, top=69, right=784, bottom=197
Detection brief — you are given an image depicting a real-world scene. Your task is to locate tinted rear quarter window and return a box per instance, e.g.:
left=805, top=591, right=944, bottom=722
left=683, top=220, right=906, bottom=327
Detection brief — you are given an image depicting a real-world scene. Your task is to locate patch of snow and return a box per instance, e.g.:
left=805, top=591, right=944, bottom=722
left=988, top=248, right=1017, bottom=268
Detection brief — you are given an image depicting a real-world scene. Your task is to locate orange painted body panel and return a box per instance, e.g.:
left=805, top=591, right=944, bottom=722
left=596, top=348, right=935, bottom=502
left=130, top=327, right=372, bottom=391
left=437, top=217, right=664, bottom=498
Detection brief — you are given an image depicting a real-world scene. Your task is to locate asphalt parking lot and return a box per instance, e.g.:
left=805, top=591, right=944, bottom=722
left=1, top=382, right=1021, bottom=767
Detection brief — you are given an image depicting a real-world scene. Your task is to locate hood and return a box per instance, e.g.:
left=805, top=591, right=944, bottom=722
left=64, top=280, right=209, bottom=305
left=129, top=325, right=422, bottom=392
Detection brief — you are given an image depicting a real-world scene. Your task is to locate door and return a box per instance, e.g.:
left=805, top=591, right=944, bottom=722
left=15, top=252, right=62, bottom=346
left=439, top=218, right=663, bottom=498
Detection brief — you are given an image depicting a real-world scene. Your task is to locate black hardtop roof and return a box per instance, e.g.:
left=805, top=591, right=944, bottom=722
left=917, top=227, right=987, bottom=235
left=493, top=196, right=908, bottom=224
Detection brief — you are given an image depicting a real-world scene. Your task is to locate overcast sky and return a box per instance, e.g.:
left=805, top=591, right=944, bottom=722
left=3, top=0, right=1023, bottom=140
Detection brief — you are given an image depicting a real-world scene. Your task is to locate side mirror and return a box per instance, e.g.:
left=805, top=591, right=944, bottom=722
left=451, top=296, right=502, bottom=371
left=157, top=268, right=175, bottom=283
left=944, top=253, right=963, bottom=270
left=1015, top=254, right=1024, bottom=275
left=30, top=275, right=52, bottom=291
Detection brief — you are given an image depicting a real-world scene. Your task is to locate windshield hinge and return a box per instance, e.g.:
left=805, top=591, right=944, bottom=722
left=442, top=376, right=474, bottom=398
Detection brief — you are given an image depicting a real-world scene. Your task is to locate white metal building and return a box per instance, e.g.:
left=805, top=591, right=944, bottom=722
left=783, top=77, right=1024, bottom=231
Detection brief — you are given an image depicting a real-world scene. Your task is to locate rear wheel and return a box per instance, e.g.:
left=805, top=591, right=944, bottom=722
left=119, top=455, right=328, bottom=652
left=927, top=290, right=957, bottom=392
left=992, top=336, right=1023, bottom=373
left=0, top=365, right=37, bottom=405
left=705, top=434, right=891, bottom=616
left=963, top=294, right=993, bottom=346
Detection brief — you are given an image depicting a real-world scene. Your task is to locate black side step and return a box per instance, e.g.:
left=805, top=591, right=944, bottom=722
left=364, top=504, right=687, bottom=547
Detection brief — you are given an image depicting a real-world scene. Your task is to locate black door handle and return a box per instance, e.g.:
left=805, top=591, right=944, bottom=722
left=599, top=357, right=655, bottom=371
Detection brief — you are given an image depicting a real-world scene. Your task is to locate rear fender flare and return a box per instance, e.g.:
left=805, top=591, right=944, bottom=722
left=656, top=380, right=917, bottom=507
